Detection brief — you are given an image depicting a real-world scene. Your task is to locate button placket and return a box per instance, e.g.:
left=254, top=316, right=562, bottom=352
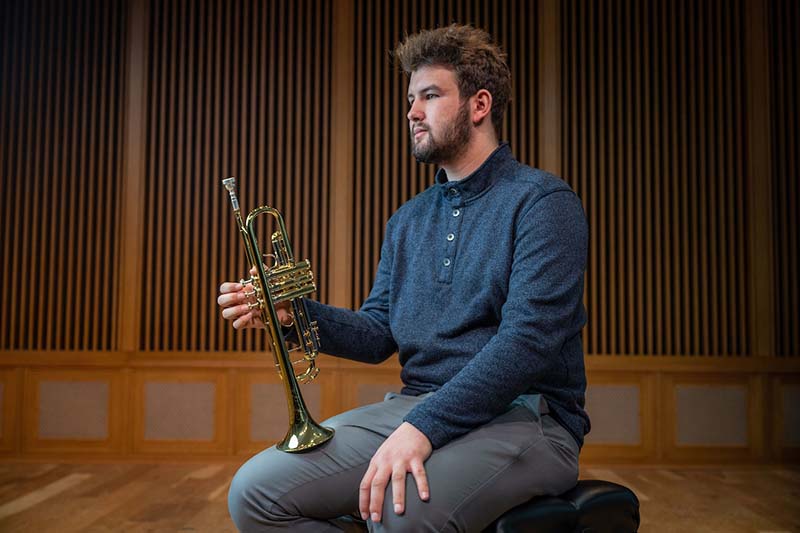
left=439, top=201, right=463, bottom=284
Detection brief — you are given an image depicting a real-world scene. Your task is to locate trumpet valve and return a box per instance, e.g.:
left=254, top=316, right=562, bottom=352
left=248, top=299, right=263, bottom=311
left=240, top=275, right=259, bottom=287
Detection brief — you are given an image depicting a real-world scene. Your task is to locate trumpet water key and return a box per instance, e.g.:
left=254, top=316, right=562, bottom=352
left=222, top=177, right=334, bottom=452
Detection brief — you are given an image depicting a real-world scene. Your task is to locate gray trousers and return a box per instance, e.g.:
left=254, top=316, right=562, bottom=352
left=228, top=393, right=579, bottom=533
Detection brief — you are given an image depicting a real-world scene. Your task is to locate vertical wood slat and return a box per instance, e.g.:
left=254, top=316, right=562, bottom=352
left=769, top=0, right=800, bottom=357
left=0, top=0, right=126, bottom=351
left=137, top=0, right=333, bottom=352
left=330, top=0, right=354, bottom=310
left=745, top=0, right=774, bottom=358
left=561, top=0, right=750, bottom=356
left=1, top=0, right=792, bottom=360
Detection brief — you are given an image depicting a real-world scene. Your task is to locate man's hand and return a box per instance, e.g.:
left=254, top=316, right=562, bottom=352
left=217, top=268, right=292, bottom=329
left=359, top=422, right=432, bottom=523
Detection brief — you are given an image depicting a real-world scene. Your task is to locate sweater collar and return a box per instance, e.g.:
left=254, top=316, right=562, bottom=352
left=435, top=143, right=514, bottom=203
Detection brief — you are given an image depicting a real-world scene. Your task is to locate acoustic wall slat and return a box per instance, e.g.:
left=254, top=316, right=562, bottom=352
left=0, top=0, right=126, bottom=351
left=351, top=0, right=541, bottom=308
left=770, top=0, right=800, bottom=357
left=561, top=0, right=750, bottom=356
left=139, top=0, right=332, bottom=351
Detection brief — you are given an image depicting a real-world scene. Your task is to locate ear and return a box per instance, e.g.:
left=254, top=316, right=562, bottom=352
left=471, top=89, right=493, bottom=125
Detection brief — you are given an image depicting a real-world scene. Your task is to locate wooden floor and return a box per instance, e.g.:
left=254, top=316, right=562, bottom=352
left=0, top=462, right=797, bottom=532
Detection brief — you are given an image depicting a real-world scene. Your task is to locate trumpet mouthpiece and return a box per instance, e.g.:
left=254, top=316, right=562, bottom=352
left=222, top=177, right=240, bottom=211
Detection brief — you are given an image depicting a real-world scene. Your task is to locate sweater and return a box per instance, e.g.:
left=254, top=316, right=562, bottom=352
left=303, top=143, right=590, bottom=449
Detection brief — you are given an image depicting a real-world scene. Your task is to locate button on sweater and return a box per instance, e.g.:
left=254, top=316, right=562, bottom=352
left=303, top=143, right=590, bottom=449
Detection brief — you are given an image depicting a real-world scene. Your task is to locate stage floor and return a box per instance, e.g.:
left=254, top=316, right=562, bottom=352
left=0, top=463, right=797, bottom=532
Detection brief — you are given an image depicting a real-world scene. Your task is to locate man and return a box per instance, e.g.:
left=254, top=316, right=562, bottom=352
left=218, top=24, right=589, bottom=532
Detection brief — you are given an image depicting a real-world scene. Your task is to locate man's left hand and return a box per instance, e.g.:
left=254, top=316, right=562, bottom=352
left=359, top=421, right=432, bottom=523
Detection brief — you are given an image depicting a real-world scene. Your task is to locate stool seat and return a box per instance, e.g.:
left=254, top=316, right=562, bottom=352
left=485, top=480, right=640, bottom=533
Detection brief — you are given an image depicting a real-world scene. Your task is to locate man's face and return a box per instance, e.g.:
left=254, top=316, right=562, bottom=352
left=407, top=66, right=473, bottom=165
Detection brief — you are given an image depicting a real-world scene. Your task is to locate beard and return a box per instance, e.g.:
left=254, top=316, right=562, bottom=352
left=410, top=101, right=472, bottom=164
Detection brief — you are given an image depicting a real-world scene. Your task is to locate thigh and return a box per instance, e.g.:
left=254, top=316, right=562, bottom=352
left=373, top=407, right=580, bottom=533
left=231, top=396, right=423, bottom=520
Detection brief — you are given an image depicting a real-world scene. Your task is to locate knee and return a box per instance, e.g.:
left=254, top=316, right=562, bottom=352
left=227, top=461, right=260, bottom=532
left=228, top=457, right=284, bottom=532
left=371, top=499, right=453, bottom=533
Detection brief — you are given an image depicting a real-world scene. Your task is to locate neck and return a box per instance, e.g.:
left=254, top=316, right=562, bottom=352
left=440, top=130, right=499, bottom=181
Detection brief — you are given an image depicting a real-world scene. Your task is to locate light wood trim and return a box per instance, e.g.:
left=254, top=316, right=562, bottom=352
left=538, top=0, right=560, bottom=175
left=131, top=369, right=229, bottom=455
left=118, top=0, right=148, bottom=352
left=745, top=0, right=775, bottom=357
left=772, top=375, right=800, bottom=461
left=22, top=369, right=124, bottom=455
left=661, top=373, right=755, bottom=463
left=3, top=351, right=800, bottom=374
left=0, top=369, right=20, bottom=453
left=338, top=367, right=404, bottom=413
left=580, top=372, right=657, bottom=464
left=233, top=370, right=336, bottom=455
left=329, top=0, right=355, bottom=309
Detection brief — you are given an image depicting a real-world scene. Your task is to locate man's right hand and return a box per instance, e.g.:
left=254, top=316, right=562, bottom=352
left=217, top=269, right=293, bottom=330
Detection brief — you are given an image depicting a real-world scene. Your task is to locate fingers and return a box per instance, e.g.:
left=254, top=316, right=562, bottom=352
left=277, top=308, right=294, bottom=327
left=232, top=310, right=254, bottom=330
left=391, top=466, right=406, bottom=515
left=359, top=464, right=376, bottom=521
left=410, top=460, right=430, bottom=501
left=219, top=281, right=243, bottom=294
left=369, top=467, right=390, bottom=523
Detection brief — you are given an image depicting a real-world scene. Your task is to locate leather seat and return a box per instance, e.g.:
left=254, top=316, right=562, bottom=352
left=334, top=480, right=640, bottom=532
left=485, top=480, right=641, bottom=533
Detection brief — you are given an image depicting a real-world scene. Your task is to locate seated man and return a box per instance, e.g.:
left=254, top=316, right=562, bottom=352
left=218, top=23, right=590, bottom=533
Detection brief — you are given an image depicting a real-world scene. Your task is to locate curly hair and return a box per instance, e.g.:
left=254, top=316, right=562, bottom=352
left=393, top=24, right=512, bottom=136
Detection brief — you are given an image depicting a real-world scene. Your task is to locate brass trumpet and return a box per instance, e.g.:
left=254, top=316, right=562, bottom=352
left=222, top=177, right=334, bottom=452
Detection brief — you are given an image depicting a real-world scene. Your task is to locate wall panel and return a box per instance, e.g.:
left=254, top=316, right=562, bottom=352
left=138, top=0, right=333, bottom=352
left=22, top=369, right=124, bottom=455
left=562, top=0, right=750, bottom=356
left=1, top=0, right=798, bottom=464
left=769, top=0, right=800, bottom=357
left=132, top=369, right=229, bottom=454
left=0, top=0, right=127, bottom=351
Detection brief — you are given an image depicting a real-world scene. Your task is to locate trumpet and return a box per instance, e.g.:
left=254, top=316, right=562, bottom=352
left=222, top=177, right=334, bottom=452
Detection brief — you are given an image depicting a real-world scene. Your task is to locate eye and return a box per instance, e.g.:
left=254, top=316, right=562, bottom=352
left=425, top=93, right=438, bottom=100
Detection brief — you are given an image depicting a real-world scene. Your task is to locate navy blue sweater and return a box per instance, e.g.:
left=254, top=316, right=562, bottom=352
left=304, top=143, right=590, bottom=449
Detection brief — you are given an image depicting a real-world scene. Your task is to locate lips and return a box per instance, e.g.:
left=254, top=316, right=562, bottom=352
left=413, top=128, right=427, bottom=140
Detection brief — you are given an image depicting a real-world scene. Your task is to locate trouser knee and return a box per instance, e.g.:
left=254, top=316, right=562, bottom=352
left=228, top=460, right=285, bottom=532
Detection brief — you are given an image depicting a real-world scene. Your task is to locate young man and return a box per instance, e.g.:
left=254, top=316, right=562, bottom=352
left=218, top=24, right=589, bottom=533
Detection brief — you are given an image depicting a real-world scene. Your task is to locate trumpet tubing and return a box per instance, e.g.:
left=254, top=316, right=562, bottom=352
left=222, top=177, right=333, bottom=452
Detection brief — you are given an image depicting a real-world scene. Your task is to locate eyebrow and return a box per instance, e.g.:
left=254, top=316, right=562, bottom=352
left=407, top=84, right=443, bottom=100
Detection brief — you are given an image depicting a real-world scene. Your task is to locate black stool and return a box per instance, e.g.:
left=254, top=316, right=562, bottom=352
left=335, top=480, right=639, bottom=532
left=485, top=480, right=640, bottom=533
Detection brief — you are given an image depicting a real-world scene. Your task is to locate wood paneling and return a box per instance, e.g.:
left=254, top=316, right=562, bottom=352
left=138, top=0, right=333, bottom=352
left=769, top=0, right=800, bottom=358
left=233, top=369, right=336, bottom=454
left=0, top=0, right=127, bottom=351
left=580, top=372, right=657, bottom=463
left=661, top=374, right=764, bottom=463
left=1, top=0, right=799, bottom=463
left=131, top=369, right=229, bottom=455
left=22, top=369, right=124, bottom=455
left=0, top=370, right=20, bottom=453
left=562, top=0, right=750, bottom=356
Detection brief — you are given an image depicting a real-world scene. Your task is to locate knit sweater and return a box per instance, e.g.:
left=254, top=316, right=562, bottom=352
left=303, top=143, right=590, bottom=449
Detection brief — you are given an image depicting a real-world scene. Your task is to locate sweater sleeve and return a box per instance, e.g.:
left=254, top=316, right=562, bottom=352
left=300, top=221, right=398, bottom=364
left=403, top=190, right=588, bottom=448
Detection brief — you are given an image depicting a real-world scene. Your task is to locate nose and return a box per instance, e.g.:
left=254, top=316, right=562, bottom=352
left=407, top=100, right=424, bottom=123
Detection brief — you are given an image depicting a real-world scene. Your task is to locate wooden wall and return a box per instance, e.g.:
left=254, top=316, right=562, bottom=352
left=0, top=0, right=798, bottom=464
